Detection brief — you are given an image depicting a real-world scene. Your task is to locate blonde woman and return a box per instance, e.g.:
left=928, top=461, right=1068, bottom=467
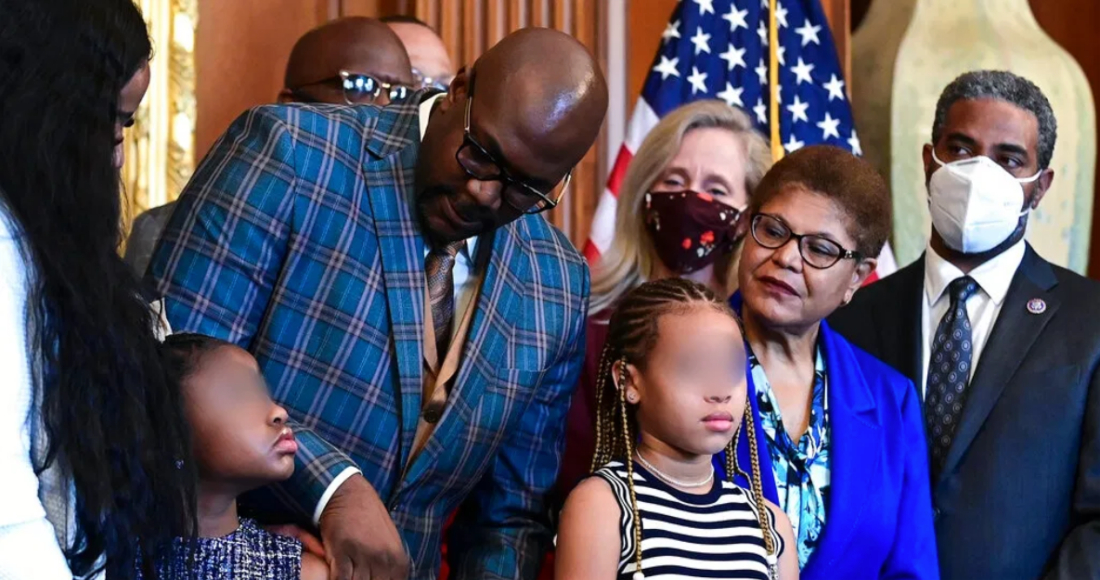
left=556, top=100, right=772, bottom=498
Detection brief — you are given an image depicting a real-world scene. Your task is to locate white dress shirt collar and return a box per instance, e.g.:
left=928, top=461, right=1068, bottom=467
left=924, top=238, right=1026, bottom=307
left=418, top=92, right=444, bottom=141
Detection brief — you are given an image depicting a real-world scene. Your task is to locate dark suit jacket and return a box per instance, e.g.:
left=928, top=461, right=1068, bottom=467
left=829, top=245, right=1100, bottom=580
left=123, top=201, right=175, bottom=276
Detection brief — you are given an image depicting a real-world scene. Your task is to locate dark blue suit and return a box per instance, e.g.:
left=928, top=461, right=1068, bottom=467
left=830, top=246, right=1100, bottom=579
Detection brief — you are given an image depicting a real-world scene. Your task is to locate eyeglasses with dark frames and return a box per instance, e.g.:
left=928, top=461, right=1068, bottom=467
left=750, top=213, right=862, bottom=269
left=455, top=90, right=572, bottom=215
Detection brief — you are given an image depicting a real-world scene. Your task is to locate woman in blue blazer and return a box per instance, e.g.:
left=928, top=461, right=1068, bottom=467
left=721, top=146, right=938, bottom=579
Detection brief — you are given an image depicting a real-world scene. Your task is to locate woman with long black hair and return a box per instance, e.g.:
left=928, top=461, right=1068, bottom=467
left=0, top=1, right=196, bottom=578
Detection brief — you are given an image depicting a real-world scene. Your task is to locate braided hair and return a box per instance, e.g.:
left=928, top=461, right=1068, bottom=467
left=590, top=278, right=777, bottom=579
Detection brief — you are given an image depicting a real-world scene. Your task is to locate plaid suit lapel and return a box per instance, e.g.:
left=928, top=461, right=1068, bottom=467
left=364, top=101, right=428, bottom=468
left=401, top=218, right=532, bottom=486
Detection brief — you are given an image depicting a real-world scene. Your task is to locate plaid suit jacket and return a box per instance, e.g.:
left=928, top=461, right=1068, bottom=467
left=149, top=97, right=589, bottom=580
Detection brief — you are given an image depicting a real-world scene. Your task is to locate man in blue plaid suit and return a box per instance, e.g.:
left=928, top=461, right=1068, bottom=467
left=149, top=29, right=608, bottom=580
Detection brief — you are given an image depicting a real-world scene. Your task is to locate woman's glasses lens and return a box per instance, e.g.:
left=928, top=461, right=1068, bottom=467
left=753, top=215, right=790, bottom=247
left=752, top=214, right=845, bottom=269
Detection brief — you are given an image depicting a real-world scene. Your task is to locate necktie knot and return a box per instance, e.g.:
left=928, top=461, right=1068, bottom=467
left=429, top=240, right=464, bottom=261
left=949, top=276, right=979, bottom=305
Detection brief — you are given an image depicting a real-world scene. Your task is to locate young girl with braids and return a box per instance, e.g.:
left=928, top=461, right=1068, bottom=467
left=555, top=278, right=797, bottom=580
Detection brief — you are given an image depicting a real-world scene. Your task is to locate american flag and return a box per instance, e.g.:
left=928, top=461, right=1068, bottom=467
left=585, top=0, right=897, bottom=282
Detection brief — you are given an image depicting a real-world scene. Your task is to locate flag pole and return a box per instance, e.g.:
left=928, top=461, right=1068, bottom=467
left=768, top=0, right=783, bottom=162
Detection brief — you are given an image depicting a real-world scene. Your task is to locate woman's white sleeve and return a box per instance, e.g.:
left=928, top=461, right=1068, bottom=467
left=0, top=222, right=72, bottom=579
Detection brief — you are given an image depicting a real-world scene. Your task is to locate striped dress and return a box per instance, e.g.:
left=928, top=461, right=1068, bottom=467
left=594, top=460, right=783, bottom=580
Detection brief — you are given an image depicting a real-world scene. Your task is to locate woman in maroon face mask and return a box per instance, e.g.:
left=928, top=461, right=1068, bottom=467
left=553, top=100, right=772, bottom=504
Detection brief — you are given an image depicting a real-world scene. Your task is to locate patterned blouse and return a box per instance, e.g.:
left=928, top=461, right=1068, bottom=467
left=749, top=342, right=831, bottom=568
left=140, top=518, right=302, bottom=579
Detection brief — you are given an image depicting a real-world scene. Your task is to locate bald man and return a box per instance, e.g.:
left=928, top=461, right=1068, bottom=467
left=125, top=18, right=415, bottom=276
left=381, top=15, right=455, bottom=91
left=281, top=16, right=415, bottom=105
left=151, top=28, right=608, bottom=580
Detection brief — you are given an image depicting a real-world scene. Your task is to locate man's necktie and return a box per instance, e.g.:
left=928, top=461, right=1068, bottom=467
left=425, top=241, right=464, bottom=359
left=925, top=275, right=980, bottom=481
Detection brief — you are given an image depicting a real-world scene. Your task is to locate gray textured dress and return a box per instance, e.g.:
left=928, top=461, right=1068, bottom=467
left=146, top=518, right=303, bottom=580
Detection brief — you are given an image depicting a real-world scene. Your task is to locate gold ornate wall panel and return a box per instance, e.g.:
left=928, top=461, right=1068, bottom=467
left=121, top=0, right=197, bottom=235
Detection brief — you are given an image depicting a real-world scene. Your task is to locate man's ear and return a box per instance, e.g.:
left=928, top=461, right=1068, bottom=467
left=444, top=67, right=469, bottom=108
left=277, top=88, right=296, bottom=104
left=922, top=143, right=936, bottom=187
left=1029, top=168, right=1055, bottom=210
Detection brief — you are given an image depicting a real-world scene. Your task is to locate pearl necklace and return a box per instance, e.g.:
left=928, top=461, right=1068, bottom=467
left=635, top=452, right=714, bottom=489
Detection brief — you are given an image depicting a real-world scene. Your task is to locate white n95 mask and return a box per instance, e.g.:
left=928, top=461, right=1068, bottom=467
left=927, top=148, right=1041, bottom=254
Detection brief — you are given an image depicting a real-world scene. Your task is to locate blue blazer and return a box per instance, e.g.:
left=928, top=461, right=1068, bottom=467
left=720, top=294, right=939, bottom=579
left=150, top=97, right=588, bottom=580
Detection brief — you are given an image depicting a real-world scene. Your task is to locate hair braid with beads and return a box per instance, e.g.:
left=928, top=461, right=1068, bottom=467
left=590, top=278, right=777, bottom=579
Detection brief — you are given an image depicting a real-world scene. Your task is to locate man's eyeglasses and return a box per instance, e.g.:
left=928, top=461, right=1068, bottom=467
left=412, top=68, right=452, bottom=92
left=750, top=213, right=862, bottom=269
left=293, top=70, right=412, bottom=105
left=455, top=91, right=572, bottom=214
left=337, top=71, right=411, bottom=104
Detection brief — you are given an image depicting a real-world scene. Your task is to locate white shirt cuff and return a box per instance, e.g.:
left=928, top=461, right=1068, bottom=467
left=313, top=467, right=361, bottom=526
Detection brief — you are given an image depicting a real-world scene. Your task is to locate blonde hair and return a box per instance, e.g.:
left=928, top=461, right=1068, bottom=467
left=590, top=100, right=772, bottom=315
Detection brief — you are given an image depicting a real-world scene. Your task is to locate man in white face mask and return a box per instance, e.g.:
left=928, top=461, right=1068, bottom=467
left=830, top=70, right=1100, bottom=580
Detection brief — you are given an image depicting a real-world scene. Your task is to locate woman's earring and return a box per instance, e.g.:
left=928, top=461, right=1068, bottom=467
left=627, top=392, right=638, bottom=403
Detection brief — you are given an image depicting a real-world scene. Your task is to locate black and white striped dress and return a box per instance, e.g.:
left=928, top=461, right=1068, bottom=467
left=594, top=460, right=783, bottom=580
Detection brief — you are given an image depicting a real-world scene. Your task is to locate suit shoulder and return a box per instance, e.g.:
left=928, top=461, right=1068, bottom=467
left=521, top=215, right=586, bottom=270
left=1051, top=263, right=1100, bottom=298
left=234, top=104, right=381, bottom=145
left=852, top=341, right=911, bottom=390
left=1045, top=264, right=1100, bottom=331
left=830, top=262, right=920, bottom=332
left=830, top=328, right=915, bottom=403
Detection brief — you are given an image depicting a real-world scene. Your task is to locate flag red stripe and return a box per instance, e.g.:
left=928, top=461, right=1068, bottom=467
left=605, top=146, right=635, bottom=197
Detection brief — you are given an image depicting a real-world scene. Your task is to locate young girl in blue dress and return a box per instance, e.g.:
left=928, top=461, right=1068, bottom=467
left=146, top=333, right=328, bottom=580
left=555, top=278, right=797, bottom=580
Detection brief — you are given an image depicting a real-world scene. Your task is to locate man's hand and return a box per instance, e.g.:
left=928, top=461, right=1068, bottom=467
left=318, top=474, right=410, bottom=580
left=265, top=523, right=326, bottom=558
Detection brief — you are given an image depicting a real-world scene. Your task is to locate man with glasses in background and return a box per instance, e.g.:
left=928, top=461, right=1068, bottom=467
left=382, top=15, right=456, bottom=93
left=150, top=27, right=608, bottom=580
left=830, top=70, right=1100, bottom=579
left=126, top=17, right=415, bottom=276
left=279, top=16, right=415, bottom=106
